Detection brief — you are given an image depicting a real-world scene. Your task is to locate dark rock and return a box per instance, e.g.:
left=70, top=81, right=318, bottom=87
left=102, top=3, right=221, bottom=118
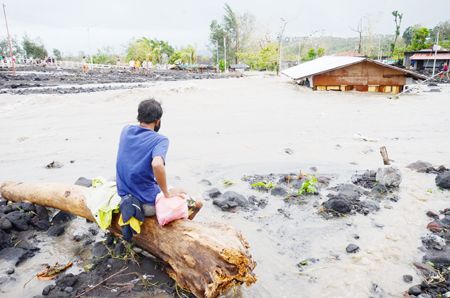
left=0, top=247, right=28, bottom=266
left=440, top=215, right=450, bottom=227
left=370, top=184, right=388, bottom=197
left=388, top=195, right=399, bottom=202
left=248, top=196, right=268, bottom=208
left=64, top=287, right=73, bottom=293
left=270, top=186, right=287, bottom=197
left=51, top=211, right=75, bottom=225
left=114, top=242, right=126, bottom=257
left=6, top=267, right=14, bottom=275
left=47, top=225, right=65, bottom=237
left=5, top=211, right=29, bottom=231
left=72, top=228, right=90, bottom=242
left=323, top=198, right=352, bottom=214
left=0, top=204, right=13, bottom=214
left=426, top=211, right=440, bottom=219
left=422, top=234, right=446, bottom=250
left=74, top=177, right=92, bottom=187
left=213, top=191, right=248, bottom=211
left=328, top=183, right=365, bottom=201
left=0, top=199, right=6, bottom=206
left=346, top=244, right=360, bottom=253
left=436, top=171, right=450, bottom=189
left=105, top=234, right=114, bottom=246
left=32, top=218, right=50, bottom=231
left=0, top=217, right=13, bottom=230
left=407, top=161, right=433, bottom=172
left=205, top=188, right=221, bottom=199
left=84, top=238, right=95, bottom=246
left=403, top=274, right=413, bottom=283
left=284, top=148, right=294, bottom=155
left=199, top=179, right=212, bottom=186
left=317, top=176, right=331, bottom=187
left=16, top=240, right=39, bottom=252
left=55, top=273, right=78, bottom=288
left=88, top=226, right=98, bottom=236
left=19, top=202, right=36, bottom=212
left=42, top=285, right=54, bottom=295
left=92, top=242, right=109, bottom=258
left=424, top=255, right=450, bottom=266
left=361, top=200, right=380, bottom=212
left=351, top=170, right=377, bottom=189
left=35, top=206, right=49, bottom=221
left=0, top=230, right=11, bottom=249
left=370, top=283, right=385, bottom=297
left=376, top=166, right=402, bottom=188
left=408, top=285, right=422, bottom=296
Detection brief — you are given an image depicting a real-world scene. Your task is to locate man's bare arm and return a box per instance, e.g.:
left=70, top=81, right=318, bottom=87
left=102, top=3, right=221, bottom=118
left=152, top=156, right=170, bottom=198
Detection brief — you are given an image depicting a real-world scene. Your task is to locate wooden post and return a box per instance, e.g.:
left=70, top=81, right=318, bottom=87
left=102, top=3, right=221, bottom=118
left=380, top=146, right=391, bottom=165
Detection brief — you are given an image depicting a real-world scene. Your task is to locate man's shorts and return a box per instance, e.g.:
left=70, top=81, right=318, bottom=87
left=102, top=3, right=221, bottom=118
left=142, top=204, right=156, bottom=217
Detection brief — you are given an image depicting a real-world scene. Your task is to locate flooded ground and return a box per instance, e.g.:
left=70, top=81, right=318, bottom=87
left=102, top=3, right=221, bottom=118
left=0, top=74, right=449, bottom=297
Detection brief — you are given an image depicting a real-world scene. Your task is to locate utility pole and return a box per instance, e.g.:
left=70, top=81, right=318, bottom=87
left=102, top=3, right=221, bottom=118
left=2, top=4, right=15, bottom=75
left=277, top=18, right=288, bottom=75
left=223, top=36, right=227, bottom=72
left=432, top=31, right=440, bottom=77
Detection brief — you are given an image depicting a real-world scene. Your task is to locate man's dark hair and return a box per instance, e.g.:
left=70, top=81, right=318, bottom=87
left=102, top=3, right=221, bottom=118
left=137, top=98, right=163, bottom=123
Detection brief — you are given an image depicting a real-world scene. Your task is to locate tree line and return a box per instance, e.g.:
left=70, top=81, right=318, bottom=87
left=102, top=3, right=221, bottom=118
left=1, top=6, right=449, bottom=70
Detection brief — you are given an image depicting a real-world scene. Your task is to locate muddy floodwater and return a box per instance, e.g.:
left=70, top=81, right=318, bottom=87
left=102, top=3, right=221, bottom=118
left=0, top=74, right=449, bottom=297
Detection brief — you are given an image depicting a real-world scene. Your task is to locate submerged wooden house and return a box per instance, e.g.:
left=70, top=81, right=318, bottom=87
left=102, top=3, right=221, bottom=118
left=282, top=56, right=427, bottom=94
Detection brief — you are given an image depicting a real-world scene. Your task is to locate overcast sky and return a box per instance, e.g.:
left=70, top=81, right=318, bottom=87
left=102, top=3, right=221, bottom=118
left=1, top=0, right=449, bottom=56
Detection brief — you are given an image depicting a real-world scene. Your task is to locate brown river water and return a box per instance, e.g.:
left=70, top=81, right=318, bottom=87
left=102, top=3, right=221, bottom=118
left=0, top=75, right=449, bottom=297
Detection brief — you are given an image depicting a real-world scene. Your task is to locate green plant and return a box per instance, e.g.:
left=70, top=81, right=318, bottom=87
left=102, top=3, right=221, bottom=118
left=251, top=181, right=275, bottom=191
left=298, top=176, right=318, bottom=195
left=223, top=179, right=234, bottom=186
left=218, top=59, right=226, bottom=71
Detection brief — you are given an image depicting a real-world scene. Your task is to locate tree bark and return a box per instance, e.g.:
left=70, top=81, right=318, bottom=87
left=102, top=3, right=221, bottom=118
left=0, top=181, right=256, bottom=298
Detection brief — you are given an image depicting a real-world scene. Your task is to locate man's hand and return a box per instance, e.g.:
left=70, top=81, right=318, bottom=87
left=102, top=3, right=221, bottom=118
left=167, top=188, right=186, bottom=198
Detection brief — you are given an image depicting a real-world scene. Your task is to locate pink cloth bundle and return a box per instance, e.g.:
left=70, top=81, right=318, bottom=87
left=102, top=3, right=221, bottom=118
left=155, top=193, right=188, bottom=226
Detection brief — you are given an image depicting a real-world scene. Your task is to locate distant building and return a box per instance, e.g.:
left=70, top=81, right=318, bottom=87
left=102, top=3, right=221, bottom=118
left=229, top=63, right=250, bottom=72
left=282, top=56, right=427, bottom=94
left=404, top=48, right=450, bottom=71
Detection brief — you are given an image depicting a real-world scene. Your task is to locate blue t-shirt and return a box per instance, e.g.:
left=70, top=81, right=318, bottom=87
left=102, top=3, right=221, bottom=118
left=116, top=125, right=169, bottom=205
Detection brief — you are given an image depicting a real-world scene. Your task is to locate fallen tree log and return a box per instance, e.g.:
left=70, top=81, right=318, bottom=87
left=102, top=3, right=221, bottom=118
left=0, top=181, right=256, bottom=298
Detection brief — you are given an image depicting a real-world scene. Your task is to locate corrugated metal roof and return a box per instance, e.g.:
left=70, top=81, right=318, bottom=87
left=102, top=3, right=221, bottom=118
left=410, top=53, right=450, bottom=60
left=282, top=56, right=365, bottom=79
left=281, top=56, right=427, bottom=80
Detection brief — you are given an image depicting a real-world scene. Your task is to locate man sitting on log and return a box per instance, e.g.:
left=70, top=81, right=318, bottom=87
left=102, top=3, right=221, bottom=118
left=116, top=98, right=202, bottom=240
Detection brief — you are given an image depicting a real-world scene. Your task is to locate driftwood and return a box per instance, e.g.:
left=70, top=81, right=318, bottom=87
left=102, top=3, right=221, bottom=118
left=0, top=181, right=256, bottom=298
left=379, top=146, right=391, bottom=165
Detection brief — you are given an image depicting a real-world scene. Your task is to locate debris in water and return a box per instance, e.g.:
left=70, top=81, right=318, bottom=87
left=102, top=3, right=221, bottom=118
left=36, top=261, right=73, bottom=280
left=346, top=244, right=359, bottom=253
left=45, top=161, right=64, bottom=169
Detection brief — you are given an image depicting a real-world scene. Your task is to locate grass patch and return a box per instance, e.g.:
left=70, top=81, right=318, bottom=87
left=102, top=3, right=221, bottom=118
left=298, top=176, right=318, bottom=196
left=250, top=181, right=276, bottom=191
